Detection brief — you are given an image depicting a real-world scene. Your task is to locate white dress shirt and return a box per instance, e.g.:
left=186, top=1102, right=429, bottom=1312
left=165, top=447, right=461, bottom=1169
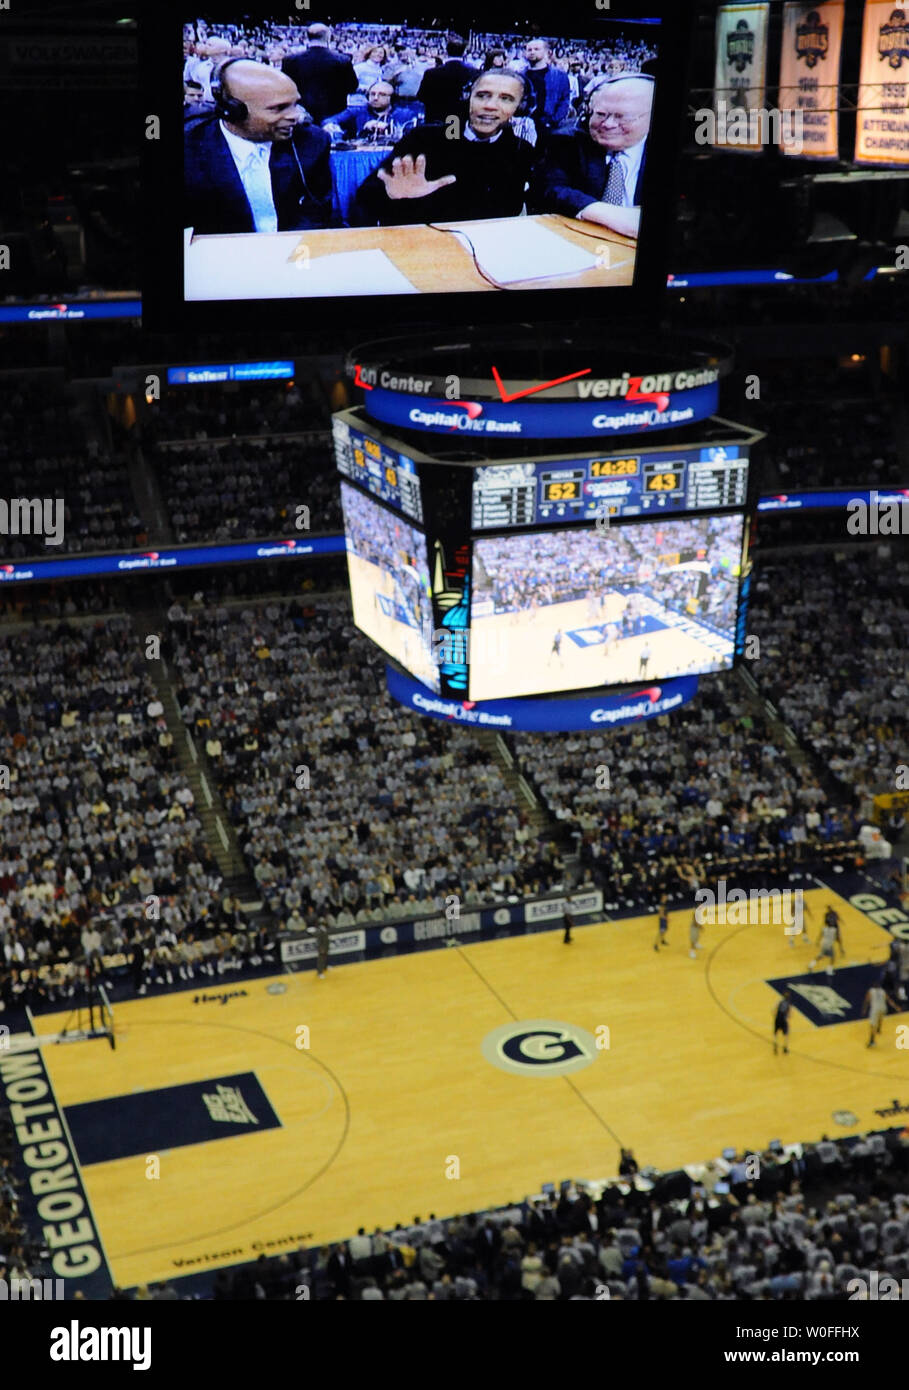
left=219, top=120, right=278, bottom=233
left=463, top=123, right=503, bottom=143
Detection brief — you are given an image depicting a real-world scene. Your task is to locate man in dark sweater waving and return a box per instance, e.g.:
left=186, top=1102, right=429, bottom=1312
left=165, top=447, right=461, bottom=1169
left=351, top=69, right=534, bottom=226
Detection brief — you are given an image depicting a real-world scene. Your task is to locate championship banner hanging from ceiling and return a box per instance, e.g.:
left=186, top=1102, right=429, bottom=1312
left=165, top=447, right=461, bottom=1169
left=779, top=1, right=845, bottom=159
left=855, top=0, right=909, bottom=166
left=713, top=3, right=771, bottom=152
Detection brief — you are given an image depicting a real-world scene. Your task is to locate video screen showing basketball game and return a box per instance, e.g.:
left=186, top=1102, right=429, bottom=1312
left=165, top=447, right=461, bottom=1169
left=180, top=9, right=669, bottom=305
left=470, top=513, right=745, bottom=700
left=340, top=481, right=438, bottom=692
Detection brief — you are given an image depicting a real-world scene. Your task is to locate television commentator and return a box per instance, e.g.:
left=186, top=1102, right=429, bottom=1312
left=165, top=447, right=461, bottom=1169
left=184, top=59, right=334, bottom=234
left=351, top=69, right=534, bottom=226
left=531, top=74, right=654, bottom=240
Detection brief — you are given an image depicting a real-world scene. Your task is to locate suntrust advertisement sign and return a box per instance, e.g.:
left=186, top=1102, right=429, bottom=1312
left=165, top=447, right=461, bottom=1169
left=364, top=382, right=719, bottom=440
left=385, top=665, right=698, bottom=731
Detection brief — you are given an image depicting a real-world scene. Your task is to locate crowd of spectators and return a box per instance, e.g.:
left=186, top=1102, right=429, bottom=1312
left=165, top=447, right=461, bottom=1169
left=185, top=19, right=657, bottom=95
left=512, top=679, right=856, bottom=905
left=166, top=596, right=565, bottom=928
left=0, top=378, right=147, bottom=559
left=143, top=381, right=327, bottom=446
left=0, top=616, right=231, bottom=1014
left=0, top=1114, right=46, bottom=1286
left=475, top=517, right=739, bottom=622
left=738, top=364, right=903, bottom=492
left=155, top=437, right=341, bottom=541
left=748, top=551, right=909, bottom=818
left=144, top=379, right=341, bottom=540
left=103, top=1128, right=909, bottom=1299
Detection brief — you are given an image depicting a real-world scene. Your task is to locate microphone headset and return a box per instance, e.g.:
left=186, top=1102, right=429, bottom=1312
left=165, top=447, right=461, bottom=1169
left=211, top=57, right=326, bottom=210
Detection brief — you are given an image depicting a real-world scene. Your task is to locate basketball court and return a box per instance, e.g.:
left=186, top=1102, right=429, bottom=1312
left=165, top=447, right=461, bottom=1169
left=19, top=884, right=908, bottom=1292
left=471, top=590, right=732, bottom=698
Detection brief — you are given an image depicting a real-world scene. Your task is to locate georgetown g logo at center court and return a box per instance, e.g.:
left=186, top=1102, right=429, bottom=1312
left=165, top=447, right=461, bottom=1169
left=482, top=1020, right=599, bottom=1076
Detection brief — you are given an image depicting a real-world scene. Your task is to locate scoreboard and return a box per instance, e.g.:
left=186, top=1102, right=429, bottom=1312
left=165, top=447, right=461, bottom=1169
left=471, top=445, right=748, bottom=530
left=332, top=416, right=424, bottom=524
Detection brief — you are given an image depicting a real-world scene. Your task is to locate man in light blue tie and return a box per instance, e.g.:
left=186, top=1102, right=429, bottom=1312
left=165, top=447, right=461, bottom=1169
left=184, top=59, right=333, bottom=235
left=531, top=74, right=654, bottom=241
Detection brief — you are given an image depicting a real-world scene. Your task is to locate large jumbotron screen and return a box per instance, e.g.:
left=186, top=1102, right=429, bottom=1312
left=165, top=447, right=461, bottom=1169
left=340, top=481, right=438, bottom=692
left=155, top=3, right=689, bottom=328
left=470, top=512, right=746, bottom=701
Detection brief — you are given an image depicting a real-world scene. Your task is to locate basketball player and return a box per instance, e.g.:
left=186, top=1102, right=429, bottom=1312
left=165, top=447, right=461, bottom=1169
left=787, top=893, right=813, bottom=948
left=825, top=904, right=845, bottom=959
left=863, top=976, right=898, bottom=1048
left=809, top=917, right=838, bottom=977
left=772, top=988, right=793, bottom=1055
left=653, top=895, right=669, bottom=952
left=677, top=858, right=705, bottom=893
left=639, top=643, right=651, bottom=677
left=549, top=629, right=563, bottom=664
left=689, top=910, right=704, bottom=959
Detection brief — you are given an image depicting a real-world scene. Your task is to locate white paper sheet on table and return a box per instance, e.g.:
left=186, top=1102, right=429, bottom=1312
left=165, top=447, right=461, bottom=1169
left=184, top=233, right=418, bottom=299
left=442, top=217, right=603, bottom=284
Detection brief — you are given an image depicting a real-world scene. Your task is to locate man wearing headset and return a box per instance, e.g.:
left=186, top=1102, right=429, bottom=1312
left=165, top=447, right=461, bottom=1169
left=530, top=74, right=654, bottom=240
left=322, top=80, right=396, bottom=142
left=351, top=69, right=533, bottom=227
left=184, top=59, right=333, bottom=234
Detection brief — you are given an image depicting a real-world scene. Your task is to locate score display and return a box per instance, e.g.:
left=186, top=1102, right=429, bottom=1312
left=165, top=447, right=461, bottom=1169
left=333, top=416, right=424, bottom=524
left=471, top=446, right=748, bottom=530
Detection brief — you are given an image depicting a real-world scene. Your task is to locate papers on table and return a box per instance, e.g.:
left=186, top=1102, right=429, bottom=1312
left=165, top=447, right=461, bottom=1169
left=442, top=216, right=604, bottom=284
left=184, top=233, right=418, bottom=300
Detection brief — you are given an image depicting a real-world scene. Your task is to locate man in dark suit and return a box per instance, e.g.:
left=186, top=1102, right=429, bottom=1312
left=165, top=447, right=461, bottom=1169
left=281, top=22, right=358, bottom=125
left=326, top=1241, right=351, bottom=1298
left=323, top=80, right=394, bottom=141
left=531, top=74, right=654, bottom=240
left=184, top=60, right=333, bottom=234
left=417, top=35, right=476, bottom=123
left=522, top=38, right=571, bottom=137
left=352, top=70, right=533, bottom=227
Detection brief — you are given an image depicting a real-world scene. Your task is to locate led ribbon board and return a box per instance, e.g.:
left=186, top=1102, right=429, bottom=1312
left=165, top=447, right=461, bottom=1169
left=364, top=383, right=720, bottom=440
left=386, top=665, right=699, bottom=731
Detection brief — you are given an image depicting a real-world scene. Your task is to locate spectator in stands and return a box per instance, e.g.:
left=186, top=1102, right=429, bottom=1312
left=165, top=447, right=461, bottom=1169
left=416, top=35, right=476, bottom=123
left=521, top=38, right=571, bottom=138
left=354, top=43, right=390, bottom=91
left=281, top=23, right=358, bottom=124
left=184, top=34, right=232, bottom=103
